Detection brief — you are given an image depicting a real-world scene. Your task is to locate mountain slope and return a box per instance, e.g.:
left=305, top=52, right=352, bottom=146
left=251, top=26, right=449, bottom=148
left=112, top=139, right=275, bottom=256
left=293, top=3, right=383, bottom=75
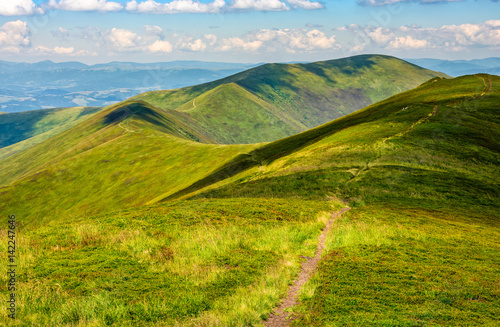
left=166, top=74, right=498, bottom=204
left=161, top=74, right=500, bottom=325
left=133, top=55, right=447, bottom=144
left=0, top=101, right=253, bottom=222
left=174, top=83, right=307, bottom=144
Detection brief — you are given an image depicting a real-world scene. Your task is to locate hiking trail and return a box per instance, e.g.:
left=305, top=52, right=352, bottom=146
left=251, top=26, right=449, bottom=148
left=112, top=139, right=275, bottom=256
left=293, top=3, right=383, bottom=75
left=264, top=207, right=351, bottom=327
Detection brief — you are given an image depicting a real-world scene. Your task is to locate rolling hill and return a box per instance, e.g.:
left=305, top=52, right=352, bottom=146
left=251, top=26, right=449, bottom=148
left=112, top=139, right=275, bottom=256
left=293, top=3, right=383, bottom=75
left=132, top=54, right=448, bottom=144
left=0, top=106, right=101, bottom=160
left=167, top=74, right=499, bottom=204
left=0, top=55, right=445, bottom=158
left=0, top=71, right=497, bottom=324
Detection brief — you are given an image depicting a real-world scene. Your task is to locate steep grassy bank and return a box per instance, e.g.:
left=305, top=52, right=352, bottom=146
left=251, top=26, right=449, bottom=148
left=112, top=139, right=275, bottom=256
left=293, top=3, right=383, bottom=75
left=0, top=106, right=101, bottom=160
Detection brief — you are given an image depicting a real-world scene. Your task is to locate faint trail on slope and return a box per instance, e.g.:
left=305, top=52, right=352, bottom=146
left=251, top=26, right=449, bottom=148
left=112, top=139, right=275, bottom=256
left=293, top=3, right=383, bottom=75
left=432, top=105, right=439, bottom=116
left=487, top=77, right=493, bottom=94
left=476, top=75, right=493, bottom=96
left=264, top=207, right=351, bottom=327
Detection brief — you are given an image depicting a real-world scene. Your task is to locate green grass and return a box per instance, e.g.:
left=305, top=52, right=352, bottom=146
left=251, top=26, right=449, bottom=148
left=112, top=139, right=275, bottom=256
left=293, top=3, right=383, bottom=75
left=0, top=198, right=340, bottom=326
left=293, top=205, right=499, bottom=326
left=177, top=74, right=499, bottom=204
left=173, top=74, right=498, bottom=325
left=174, top=83, right=305, bottom=144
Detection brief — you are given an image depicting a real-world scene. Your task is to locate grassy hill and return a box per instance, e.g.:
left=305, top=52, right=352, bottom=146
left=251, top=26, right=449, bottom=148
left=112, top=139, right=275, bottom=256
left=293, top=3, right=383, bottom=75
left=133, top=55, right=447, bottom=144
left=0, top=106, right=101, bottom=160
left=0, top=100, right=253, bottom=224
left=0, top=74, right=498, bottom=326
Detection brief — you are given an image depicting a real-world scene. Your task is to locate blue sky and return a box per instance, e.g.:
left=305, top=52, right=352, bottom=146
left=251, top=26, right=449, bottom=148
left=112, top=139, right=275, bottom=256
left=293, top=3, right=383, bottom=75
left=0, top=0, right=498, bottom=64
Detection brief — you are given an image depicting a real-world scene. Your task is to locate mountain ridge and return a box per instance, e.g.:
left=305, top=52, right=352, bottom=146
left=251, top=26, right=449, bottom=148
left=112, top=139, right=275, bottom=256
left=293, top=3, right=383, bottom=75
left=133, top=54, right=448, bottom=144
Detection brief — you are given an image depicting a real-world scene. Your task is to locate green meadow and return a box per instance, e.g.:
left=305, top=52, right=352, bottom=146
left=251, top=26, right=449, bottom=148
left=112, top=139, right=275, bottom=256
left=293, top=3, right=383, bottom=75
left=0, top=199, right=340, bottom=326
left=0, top=55, right=498, bottom=326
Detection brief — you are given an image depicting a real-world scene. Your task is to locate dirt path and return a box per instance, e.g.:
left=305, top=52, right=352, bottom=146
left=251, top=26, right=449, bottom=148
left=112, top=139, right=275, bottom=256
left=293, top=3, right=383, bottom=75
left=264, top=207, right=351, bottom=327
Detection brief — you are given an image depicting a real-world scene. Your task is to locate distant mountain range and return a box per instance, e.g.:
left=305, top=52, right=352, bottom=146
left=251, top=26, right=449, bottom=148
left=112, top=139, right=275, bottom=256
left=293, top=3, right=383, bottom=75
left=405, top=57, right=500, bottom=77
left=0, top=60, right=257, bottom=113
left=1, top=57, right=498, bottom=113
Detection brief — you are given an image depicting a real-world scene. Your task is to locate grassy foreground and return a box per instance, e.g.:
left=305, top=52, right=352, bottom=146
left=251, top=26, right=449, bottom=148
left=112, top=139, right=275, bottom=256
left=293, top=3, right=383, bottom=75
left=0, top=198, right=340, bottom=326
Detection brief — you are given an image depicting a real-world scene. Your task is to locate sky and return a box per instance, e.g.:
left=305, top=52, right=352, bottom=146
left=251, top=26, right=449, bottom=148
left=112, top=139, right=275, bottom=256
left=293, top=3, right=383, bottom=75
left=0, top=0, right=498, bottom=64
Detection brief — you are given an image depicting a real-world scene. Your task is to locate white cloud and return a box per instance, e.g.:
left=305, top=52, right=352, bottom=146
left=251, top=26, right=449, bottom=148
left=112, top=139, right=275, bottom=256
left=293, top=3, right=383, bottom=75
left=144, top=25, right=163, bottom=35
left=54, top=46, right=75, bottom=54
left=176, top=38, right=207, bottom=51
left=289, top=29, right=337, bottom=50
left=396, top=21, right=500, bottom=48
left=251, top=28, right=337, bottom=51
left=229, top=0, right=289, bottom=11
left=148, top=40, right=173, bottom=53
left=439, top=22, right=500, bottom=46
left=367, top=27, right=394, bottom=45
left=338, top=20, right=500, bottom=52
left=387, top=35, right=429, bottom=49
left=105, top=28, right=141, bottom=50
left=51, top=27, right=70, bottom=41
left=285, top=0, right=324, bottom=9
left=0, top=0, right=42, bottom=16
left=31, top=45, right=93, bottom=56
left=218, top=37, right=263, bottom=52
left=0, top=20, right=30, bottom=53
left=126, top=0, right=226, bottom=13
left=215, top=28, right=338, bottom=53
left=204, top=34, right=218, bottom=46
left=36, top=0, right=325, bottom=14
left=47, top=0, right=123, bottom=12
left=486, top=20, right=500, bottom=28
